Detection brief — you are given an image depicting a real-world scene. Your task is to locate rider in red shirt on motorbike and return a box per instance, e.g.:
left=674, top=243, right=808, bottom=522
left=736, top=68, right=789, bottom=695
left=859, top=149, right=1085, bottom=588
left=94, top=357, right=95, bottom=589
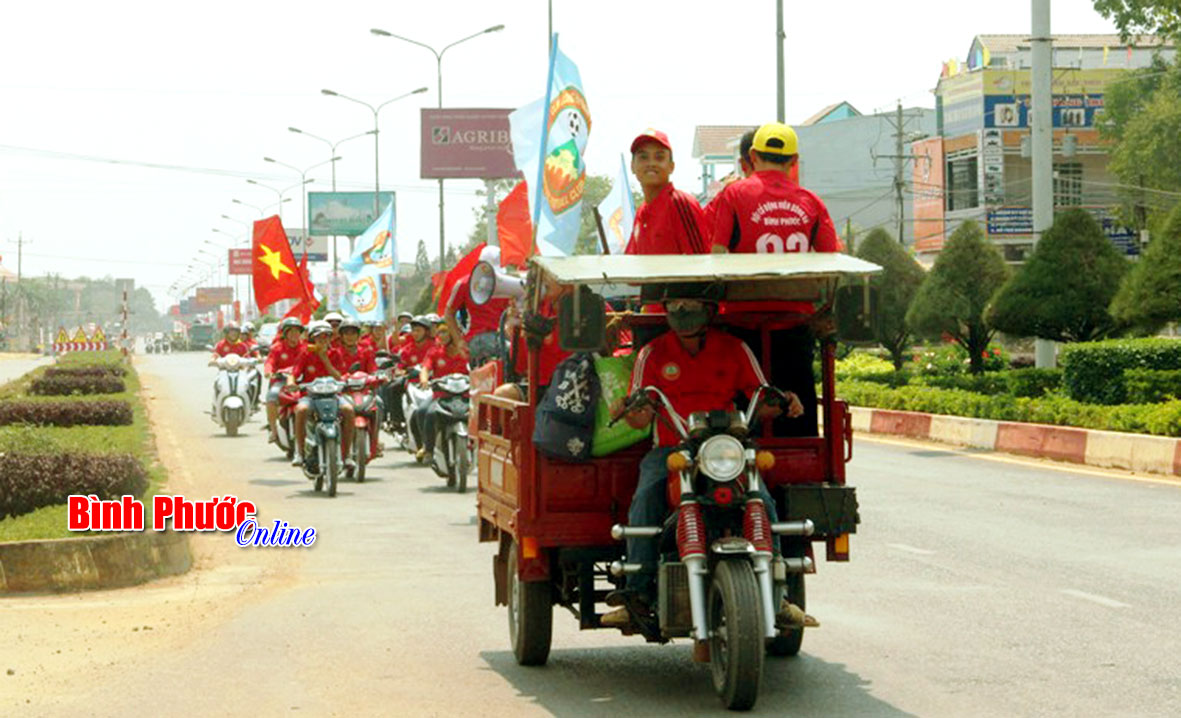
left=330, top=318, right=378, bottom=374
left=263, top=317, right=305, bottom=444
left=398, top=316, right=436, bottom=371
left=210, top=323, right=250, bottom=360
left=288, top=321, right=356, bottom=471
left=414, top=322, right=469, bottom=462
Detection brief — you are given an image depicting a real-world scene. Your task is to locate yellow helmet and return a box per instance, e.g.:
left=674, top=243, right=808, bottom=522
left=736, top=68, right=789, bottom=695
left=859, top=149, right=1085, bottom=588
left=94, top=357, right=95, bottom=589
left=752, top=122, right=799, bottom=156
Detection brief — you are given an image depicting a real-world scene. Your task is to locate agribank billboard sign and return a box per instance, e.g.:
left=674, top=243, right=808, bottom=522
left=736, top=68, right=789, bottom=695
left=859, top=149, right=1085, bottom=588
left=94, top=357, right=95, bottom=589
left=420, top=108, right=516, bottom=179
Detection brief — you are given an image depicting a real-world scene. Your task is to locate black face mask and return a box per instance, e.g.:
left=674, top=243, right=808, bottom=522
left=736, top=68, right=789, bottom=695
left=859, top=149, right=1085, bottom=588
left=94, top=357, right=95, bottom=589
left=667, top=307, right=710, bottom=335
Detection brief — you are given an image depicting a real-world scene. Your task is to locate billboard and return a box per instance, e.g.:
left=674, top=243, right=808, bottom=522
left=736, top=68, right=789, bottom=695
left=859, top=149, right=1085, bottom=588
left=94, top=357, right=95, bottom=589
left=912, top=137, right=946, bottom=253
left=420, top=108, right=516, bottom=179
left=195, top=286, right=234, bottom=308
left=286, top=229, right=329, bottom=261
left=986, top=206, right=1139, bottom=255
left=228, top=248, right=252, bottom=275
left=308, top=192, right=396, bottom=237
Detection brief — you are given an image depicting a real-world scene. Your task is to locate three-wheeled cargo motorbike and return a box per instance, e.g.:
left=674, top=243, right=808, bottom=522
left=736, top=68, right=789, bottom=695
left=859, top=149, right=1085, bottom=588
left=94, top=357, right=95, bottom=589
left=473, top=253, right=880, bottom=711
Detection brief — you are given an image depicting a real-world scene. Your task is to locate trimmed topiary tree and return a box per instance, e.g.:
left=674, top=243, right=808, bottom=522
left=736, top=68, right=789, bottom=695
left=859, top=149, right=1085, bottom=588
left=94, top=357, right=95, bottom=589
left=988, top=208, right=1128, bottom=342
left=906, top=221, right=1008, bottom=374
left=851, top=228, right=925, bottom=369
left=1110, top=204, right=1181, bottom=335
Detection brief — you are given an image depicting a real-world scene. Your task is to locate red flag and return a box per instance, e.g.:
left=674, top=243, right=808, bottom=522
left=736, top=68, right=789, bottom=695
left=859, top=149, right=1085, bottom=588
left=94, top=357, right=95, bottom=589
left=252, top=216, right=308, bottom=313
left=436, top=242, right=486, bottom=315
left=498, top=181, right=534, bottom=269
left=283, top=250, right=320, bottom=323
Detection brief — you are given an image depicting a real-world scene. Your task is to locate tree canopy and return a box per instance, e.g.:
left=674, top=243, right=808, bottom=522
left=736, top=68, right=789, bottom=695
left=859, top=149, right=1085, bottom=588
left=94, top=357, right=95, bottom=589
left=906, top=221, right=1008, bottom=373
left=1093, top=0, right=1181, bottom=41
left=1110, top=203, right=1181, bottom=334
left=845, top=228, right=925, bottom=369
left=988, top=209, right=1129, bottom=343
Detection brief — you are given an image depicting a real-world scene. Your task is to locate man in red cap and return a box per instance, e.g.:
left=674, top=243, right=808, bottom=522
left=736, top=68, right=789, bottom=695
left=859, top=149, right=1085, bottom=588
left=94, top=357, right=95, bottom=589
left=623, top=129, right=708, bottom=255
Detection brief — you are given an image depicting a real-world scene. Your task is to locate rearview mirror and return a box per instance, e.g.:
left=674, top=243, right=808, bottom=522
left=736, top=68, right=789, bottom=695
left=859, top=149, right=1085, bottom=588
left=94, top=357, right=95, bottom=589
left=834, top=277, right=880, bottom=345
left=557, top=286, right=606, bottom=352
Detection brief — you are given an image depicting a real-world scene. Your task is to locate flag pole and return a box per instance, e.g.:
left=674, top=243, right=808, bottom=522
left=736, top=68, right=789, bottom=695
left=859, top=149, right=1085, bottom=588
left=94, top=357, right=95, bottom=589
left=529, top=33, right=560, bottom=254
left=592, top=206, right=610, bottom=254
left=620, top=153, right=635, bottom=216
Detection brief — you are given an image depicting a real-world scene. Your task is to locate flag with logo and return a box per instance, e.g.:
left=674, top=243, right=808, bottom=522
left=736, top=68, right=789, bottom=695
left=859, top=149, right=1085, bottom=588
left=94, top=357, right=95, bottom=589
left=595, top=154, right=635, bottom=254
left=340, top=199, right=396, bottom=323
left=508, top=34, right=590, bottom=257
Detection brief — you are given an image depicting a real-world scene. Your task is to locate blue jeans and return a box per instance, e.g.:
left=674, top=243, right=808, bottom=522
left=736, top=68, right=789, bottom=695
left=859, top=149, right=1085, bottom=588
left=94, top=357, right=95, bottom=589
left=626, top=446, right=780, bottom=598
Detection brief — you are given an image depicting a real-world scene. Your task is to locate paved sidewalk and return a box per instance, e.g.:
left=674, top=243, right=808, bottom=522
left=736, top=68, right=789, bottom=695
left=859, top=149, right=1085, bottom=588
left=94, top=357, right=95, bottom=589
left=0, top=354, right=49, bottom=386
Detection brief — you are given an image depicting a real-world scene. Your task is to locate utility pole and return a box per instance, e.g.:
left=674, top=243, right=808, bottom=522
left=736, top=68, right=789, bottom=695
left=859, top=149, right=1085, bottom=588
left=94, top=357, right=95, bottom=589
left=1031, top=0, right=1055, bottom=368
left=874, top=102, right=924, bottom=245
left=776, top=0, right=786, bottom=122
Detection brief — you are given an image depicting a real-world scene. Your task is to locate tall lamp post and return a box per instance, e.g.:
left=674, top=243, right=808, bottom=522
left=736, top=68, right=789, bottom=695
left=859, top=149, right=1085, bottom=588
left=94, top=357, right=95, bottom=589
left=288, top=127, right=377, bottom=271
left=370, top=24, right=505, bottom=272
left=320, top=86, right=428, bottom=217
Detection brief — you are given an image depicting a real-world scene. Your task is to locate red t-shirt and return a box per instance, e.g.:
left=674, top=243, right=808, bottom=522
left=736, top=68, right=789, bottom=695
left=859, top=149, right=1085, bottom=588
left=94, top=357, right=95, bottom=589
left=358, top=335, right=376, bottom=353
left=330, top=345, right=377, bottom=374
left=264, top=340, right=305, bottom=374
left=624, top=183, right=708, bottom=255
left=422, top=345, right=469, bottom=378
left=709, top=170, right=842, bottom=318
left=399, top=339, right=435, bottom=370
left=213, top=340, right=251, bottom=357
left=291, top=349, right=337, bottom=384
left=447, top=277, right=510, bottom=339
left=631, top=329, right=765, bottom=447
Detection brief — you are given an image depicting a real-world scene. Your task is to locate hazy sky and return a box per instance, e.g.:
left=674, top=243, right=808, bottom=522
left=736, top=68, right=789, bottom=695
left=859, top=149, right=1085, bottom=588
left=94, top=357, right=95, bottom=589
left=0, top=0, right=1119, bottom=312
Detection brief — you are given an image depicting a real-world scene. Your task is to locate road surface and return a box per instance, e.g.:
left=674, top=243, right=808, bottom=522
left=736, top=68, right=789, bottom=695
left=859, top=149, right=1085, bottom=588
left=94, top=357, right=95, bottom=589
left=4, top=353, right=1181, bottom=716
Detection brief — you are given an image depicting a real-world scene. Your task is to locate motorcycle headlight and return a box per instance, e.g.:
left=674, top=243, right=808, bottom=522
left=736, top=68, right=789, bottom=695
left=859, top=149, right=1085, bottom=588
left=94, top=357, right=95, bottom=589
left=698, top=435, right=746, bottom=482
left=224, top=354, right=241, bottom=371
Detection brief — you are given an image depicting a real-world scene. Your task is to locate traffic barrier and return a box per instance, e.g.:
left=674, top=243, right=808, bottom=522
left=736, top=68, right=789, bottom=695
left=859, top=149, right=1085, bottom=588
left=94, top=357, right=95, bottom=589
left=849, top=406, right=1181, bottom=478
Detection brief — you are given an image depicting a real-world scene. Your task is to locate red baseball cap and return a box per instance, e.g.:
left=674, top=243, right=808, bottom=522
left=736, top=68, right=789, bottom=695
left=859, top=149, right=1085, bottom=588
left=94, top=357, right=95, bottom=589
left=630, top=128, right=672, bottom=154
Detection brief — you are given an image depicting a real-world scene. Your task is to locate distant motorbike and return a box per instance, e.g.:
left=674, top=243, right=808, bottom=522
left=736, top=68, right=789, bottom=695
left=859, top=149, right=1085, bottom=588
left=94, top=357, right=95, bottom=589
left=299, top=376, right=344, bottom=497
left=425, top=373, right=474, bottom=493
left=342, top=370, right=383, bottom=483
left=210, top=353, right=256, bottom=437
left=272, top=370, right=297, bottom=460
left=402, top=376, right=433, bottom=459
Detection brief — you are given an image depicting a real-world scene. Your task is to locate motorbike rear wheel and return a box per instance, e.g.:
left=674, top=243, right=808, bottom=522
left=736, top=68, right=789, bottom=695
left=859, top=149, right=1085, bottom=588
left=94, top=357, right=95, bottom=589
left=452, top=434, right=470, bottom=494
left=507, top=541, right=552, bottom=666
left=325, top=438, right=339, bottom=498
left=708, top=560, right=765, bottom=711
left=280, top=417, right=295, bottom=461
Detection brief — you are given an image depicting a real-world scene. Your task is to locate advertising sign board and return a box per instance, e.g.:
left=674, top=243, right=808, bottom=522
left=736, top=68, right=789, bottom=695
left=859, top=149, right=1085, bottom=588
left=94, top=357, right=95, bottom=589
left=986, top=206, right=1139, bottom=255
left=195, top=286, right=234, bottom=308
left=420, top=109, right=516, bottom=179
left=911, top=137, right=946, bottom=252
left=308, top=193, right=396, bottom=237
left=285, top=229, right=328, bottom=261
left=228, top=248, right=252, bottom=275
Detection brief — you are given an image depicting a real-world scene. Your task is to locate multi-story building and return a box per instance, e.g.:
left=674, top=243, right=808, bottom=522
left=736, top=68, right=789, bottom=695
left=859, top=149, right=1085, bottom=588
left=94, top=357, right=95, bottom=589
left=913, top=33, right=1174, bottom=263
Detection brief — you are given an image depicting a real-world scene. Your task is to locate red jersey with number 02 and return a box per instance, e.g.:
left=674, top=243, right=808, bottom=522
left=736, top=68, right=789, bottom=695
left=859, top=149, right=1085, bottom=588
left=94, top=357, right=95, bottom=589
left=709, top=170, right=842, bottom=319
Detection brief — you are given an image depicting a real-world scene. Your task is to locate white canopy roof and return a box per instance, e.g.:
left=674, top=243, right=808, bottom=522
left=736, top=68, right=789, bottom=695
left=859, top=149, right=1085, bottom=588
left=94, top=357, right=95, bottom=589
left=533, top=252, right=881, bottom=286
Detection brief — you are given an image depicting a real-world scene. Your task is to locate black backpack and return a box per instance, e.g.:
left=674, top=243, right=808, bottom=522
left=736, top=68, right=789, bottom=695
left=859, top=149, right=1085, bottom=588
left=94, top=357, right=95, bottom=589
left=533, top=353, right=600, bottom=461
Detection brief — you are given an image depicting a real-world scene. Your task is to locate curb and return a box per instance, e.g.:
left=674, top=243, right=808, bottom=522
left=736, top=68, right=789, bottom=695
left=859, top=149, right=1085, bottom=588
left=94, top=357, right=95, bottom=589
left=0, top=530, right=191, bottom=594
left=851, top=406, right=1181, bottom=478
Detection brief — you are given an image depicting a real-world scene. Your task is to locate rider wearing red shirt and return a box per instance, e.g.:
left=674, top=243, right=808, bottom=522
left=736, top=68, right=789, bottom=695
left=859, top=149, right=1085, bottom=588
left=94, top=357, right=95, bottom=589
left=399, top=317, right=435, bottom=371
left=211, top=323, right=250, bottom=358
left=287, top=321, right=355, bottom=470
left=330, top=318, right=378, bottom=374
left=414, top=322, right=469, bottom=462
left=263, top=318, right=305, bottom=443
left=624, top=129, right=708, bottom=255
left=444, top=246, right=510, bottom=368
left=709, top=122, right=841, bottom=437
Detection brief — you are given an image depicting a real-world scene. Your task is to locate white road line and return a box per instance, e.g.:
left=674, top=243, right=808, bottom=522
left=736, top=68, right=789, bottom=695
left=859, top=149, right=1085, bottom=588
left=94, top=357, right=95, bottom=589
left=1060, top=589, right=1131, bottom=609
left=886, top=543, right=936, bottom=556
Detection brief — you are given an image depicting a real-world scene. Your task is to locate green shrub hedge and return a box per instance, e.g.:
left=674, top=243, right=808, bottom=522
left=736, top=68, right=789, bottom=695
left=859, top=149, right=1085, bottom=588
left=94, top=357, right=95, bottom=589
left=0, top=453, right=147, bottom=519
left=1061, top=338, right=1181, bottom=405
left=44, top=365, right=127, bottom=379
left=0, top=400, right=133, bottom=427
left=835, top=367, right=1062, bottom=397
left=1124, top=368, right=1181, bottom=404
left=839, top=379, right=1181, bottom=437
left=29, top=374, right=126, bottom=396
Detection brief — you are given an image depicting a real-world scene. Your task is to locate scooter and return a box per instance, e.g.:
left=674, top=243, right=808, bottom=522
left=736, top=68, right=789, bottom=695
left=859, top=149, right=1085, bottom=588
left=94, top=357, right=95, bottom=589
left=210, top=353, right=256, bottom=437
left=299, top=376, right=345, bottom=498
left=402, top=374, right=433, bottom=459
left=271, top=370, right=297, bottom=461
left=342, top=370, right=383, bottom=483
left=425, top=373, right=474, bottom=493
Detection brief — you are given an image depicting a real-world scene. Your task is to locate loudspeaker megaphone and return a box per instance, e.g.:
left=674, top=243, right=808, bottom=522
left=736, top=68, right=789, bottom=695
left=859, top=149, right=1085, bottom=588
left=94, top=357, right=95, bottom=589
left=470, top=261, right=526, bottom=306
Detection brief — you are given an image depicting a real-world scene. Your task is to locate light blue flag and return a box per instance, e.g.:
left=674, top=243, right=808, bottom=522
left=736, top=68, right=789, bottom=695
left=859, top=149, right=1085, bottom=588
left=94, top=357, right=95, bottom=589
left=595, top=153, right=636, bottom=254
left=340, top=200, right=396, bottom=322
left=508, top=35, right=591, bottom=256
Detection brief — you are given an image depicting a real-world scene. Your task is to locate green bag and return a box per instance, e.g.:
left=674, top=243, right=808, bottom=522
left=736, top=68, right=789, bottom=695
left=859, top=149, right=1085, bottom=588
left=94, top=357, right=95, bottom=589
left=592, top=354, right=651, bottom=457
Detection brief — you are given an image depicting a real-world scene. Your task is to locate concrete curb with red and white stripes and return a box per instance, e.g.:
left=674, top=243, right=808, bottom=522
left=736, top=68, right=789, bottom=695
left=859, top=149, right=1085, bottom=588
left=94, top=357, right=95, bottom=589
left=850, top=406, right=1181, bottom=478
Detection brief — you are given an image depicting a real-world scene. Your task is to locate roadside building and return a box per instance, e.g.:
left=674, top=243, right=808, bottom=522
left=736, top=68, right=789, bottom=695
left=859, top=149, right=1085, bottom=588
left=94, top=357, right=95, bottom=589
left=693, top=102, right=936, bottom=247
left=913, top=34, right=1175, bottom=263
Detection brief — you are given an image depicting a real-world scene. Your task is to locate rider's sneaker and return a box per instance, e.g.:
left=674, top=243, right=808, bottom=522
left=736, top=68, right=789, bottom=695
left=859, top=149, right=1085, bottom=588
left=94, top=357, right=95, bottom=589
left=600, top=607, right=633, bottom=628
left=343, top=458, right=357, bottom=472
left=292, top=455, right=303, bottom=467
left=267, top=432, right=278, bottom=445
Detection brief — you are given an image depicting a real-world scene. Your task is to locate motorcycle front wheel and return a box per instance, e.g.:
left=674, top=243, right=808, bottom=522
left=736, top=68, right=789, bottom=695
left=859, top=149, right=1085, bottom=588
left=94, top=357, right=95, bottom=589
left=323, top=438, right=339, bottom=497
left=452, top=433, right=470, bottom=494
left=708, top=560, right=765, bottom=711
left=354, top=427, right=368, bottom=483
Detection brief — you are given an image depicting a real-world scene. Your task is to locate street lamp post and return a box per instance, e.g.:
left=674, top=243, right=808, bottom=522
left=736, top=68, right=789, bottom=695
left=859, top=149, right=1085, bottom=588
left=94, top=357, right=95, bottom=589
left=320, top=86, right=428, bottom=218
left=370, top=24, right=505, bottom=273
left=288, top=127, right=377, bottom=272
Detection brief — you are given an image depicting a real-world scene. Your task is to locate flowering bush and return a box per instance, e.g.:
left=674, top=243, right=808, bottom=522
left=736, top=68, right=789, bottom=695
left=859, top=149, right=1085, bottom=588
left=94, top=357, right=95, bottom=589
left=912, top=343, right=1008, bottom=375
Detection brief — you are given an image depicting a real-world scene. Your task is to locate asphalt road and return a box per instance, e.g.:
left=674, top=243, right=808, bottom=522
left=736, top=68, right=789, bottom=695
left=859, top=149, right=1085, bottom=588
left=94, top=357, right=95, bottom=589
left=0, top=353, right=48, bottom=385
left=5, top=353, right=1181, bottom=717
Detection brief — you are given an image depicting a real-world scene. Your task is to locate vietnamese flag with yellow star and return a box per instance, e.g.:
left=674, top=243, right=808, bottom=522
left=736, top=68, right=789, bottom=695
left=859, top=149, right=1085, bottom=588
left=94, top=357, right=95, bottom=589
left=252, top=215, right=310, bottom=313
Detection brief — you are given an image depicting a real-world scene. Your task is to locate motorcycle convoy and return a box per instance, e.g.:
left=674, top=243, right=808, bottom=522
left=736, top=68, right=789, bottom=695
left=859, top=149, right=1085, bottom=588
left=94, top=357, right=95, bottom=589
left=208, top=314, right=474, bottom=497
